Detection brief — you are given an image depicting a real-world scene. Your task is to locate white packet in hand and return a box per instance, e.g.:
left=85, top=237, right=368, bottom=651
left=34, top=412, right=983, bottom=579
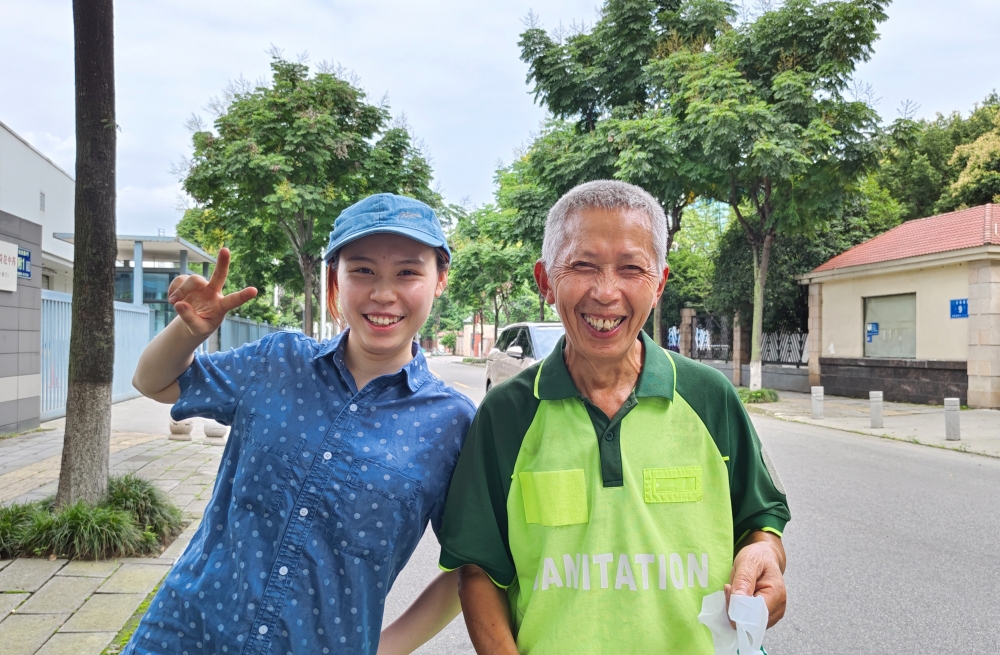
left=697, top=591, right=768, bottom=655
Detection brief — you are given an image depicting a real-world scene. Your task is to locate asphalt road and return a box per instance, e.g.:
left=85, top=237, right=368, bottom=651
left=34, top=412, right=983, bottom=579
left=384, top=358, right=1000, bottom=654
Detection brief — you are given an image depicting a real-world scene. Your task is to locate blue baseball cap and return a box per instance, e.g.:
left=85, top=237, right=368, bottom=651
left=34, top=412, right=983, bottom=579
left=323, top=193, right=450, bottom=262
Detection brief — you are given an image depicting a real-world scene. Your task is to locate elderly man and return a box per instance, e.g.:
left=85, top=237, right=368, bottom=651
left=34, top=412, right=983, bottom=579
left=437, top=180, right=790, bottom=653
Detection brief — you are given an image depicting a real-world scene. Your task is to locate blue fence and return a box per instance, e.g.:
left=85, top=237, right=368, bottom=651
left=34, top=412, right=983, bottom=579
left=220, top=315, right=283, bottom=352
left=41, top=291, right=151, bottom=420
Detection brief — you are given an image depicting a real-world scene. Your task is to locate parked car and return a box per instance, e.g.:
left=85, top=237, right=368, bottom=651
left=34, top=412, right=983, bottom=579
left=485, top=322, right=566, bottom=391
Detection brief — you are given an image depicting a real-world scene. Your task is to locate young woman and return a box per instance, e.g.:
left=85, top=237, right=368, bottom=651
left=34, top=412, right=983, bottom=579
left=125, top=194, right=475, bottom=655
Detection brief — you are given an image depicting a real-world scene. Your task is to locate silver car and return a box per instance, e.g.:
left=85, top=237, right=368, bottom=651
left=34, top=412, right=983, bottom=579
left=485, top=322, right=565, bottom=391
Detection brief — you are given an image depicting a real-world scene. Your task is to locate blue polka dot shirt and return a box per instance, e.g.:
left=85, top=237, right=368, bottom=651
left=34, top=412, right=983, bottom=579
left=122, top=330, right=475, bottom=655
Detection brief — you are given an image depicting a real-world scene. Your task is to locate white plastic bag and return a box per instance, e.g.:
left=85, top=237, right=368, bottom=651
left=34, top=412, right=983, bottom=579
left=697, top=591, right=768, bottom=655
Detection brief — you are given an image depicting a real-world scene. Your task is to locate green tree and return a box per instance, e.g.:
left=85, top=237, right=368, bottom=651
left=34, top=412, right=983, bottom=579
left=940, top=112, right=1000, bottom=209
left=877, top=94, right=1000, bottom=219
left=182, top=57, right=440, bottom=338
left=658, top=0, right=887, bottom=387
left=710, top=176, right=902, bottom=333
left=518, top=0, right=733, bottom=343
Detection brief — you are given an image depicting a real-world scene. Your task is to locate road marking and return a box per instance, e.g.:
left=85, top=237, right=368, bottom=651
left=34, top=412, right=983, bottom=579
left=452, top=381, right=472, bottom=389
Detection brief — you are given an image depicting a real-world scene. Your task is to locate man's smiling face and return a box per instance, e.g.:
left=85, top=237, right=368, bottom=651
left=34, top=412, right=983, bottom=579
left=536, top=206, right=667, bottom=365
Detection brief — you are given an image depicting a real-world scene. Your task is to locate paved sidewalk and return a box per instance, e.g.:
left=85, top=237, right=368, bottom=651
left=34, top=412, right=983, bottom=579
left=746, top=391, right=1000, bottom=458
left=0, top=397, right=226, bottom=655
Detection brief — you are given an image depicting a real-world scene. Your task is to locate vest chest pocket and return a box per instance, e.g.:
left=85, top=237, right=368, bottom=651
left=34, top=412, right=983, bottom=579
left=643, top=466, right=702, bottom=503
left=519, top=469, right=589, bottom=527
left=336, top=459, right=422, bottom=564
left=233, top=414, right=306, bottom=518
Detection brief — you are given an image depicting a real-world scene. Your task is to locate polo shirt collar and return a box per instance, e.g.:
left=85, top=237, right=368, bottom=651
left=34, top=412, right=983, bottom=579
left=534, top=329, right=675, bottom=401
left=314, top=329, right=429, bottom=392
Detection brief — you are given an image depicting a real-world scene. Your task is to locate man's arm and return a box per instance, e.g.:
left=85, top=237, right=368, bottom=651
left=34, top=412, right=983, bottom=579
left=727, top=530, right=786, bottom=628
left=458, top=566, right=518, bottom=655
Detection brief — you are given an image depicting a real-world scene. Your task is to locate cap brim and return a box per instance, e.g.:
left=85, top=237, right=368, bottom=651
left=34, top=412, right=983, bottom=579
left=324, top=226, right=448, bottom=261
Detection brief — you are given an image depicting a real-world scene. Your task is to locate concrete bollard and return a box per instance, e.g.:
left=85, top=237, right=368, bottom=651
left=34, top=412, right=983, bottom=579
left=869, top=391, right=883, bottom=428
left=169, top=419, right=193, bottom=441
left=811, top=386, right=824, bottom=419
left=203, top=421, right=229, bottom=441
left=944, top=398, right=961, bottom=441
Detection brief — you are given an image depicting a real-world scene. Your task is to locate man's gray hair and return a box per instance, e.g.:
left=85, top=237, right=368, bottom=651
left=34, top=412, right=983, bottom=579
left=541, top=180, right=667, bottom=269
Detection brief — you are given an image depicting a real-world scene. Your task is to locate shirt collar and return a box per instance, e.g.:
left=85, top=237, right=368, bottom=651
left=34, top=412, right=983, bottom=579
left=314, top=330, right=430, bottom=393
left=534, top=329, right=675, bottom=401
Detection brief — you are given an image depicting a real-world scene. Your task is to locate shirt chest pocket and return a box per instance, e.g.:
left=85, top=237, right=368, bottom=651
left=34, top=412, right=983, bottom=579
left=232, top=414, right=307, bottom=518
left=334, top=459, right=422, bottom=565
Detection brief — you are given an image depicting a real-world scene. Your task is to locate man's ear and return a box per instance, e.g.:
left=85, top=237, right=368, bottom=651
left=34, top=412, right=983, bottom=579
left=534, top=260, right=555, bottom=305
left=651, top=265, right=669, bottom=307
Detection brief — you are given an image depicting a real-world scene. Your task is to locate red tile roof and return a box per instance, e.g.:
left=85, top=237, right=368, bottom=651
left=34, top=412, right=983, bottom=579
left=813, top=204, right=1000, bottom=272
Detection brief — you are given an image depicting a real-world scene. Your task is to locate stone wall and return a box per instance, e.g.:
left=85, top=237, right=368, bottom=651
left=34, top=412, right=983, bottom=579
left=700, top=361, right=810, bottom=393
left=820, top=357, right=967, bottom=405
left=0, top=210, right=42, bottom=434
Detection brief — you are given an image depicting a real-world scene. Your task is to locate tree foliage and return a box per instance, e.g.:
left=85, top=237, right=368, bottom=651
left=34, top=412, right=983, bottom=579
left=181, top=57, right=440, bottom=337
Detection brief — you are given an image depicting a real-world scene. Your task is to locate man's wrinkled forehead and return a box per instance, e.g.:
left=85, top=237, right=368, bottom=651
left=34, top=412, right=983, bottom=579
left=559, top=206, right=658, bottom=260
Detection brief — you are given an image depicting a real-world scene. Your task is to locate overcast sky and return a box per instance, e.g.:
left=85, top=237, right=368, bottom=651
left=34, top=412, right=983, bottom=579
left=1, top=0, right=998, bottom=235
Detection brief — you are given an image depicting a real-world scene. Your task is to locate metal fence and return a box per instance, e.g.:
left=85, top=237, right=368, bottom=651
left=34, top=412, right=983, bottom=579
left=220, top=315, right=283, bottom=352
left=761, top=331, right=809, bottom=366
left=41, top=290, right=151, bottom=420
left=690, top=314, right=733, bottom=361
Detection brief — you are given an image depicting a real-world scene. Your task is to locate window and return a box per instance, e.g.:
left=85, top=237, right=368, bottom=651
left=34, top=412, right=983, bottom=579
left=864, top=293, right=916, bottom=359
left=530, top=325, right=565, bottom=360
left=495, top=328, right=516, bottom=352
left=511, top=328, right=533, bottom=358
left=39, top=191, right=45, bottom=212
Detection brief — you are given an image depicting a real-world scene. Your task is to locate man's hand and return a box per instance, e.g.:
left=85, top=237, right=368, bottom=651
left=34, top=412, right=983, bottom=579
left=167, top=247, right=257, bottom=338
left=727, top=531, right=786, bottom=628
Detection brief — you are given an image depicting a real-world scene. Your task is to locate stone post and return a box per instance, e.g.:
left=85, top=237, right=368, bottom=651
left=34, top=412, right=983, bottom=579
left=869, top=391, right=883, bottom=429
left=967, top=260, right=1000, bottom=408
left=811, top=386, right=824, bottom=419
left=944, top=398, right=961, bottom=441
left=808, top=282, right=823, bottom=387
left=680, top=308, right=696, bottom=359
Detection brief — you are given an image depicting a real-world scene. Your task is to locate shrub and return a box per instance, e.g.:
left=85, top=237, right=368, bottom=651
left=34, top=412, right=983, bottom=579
left=104, top=473, right=184, bottom=542
left=737, top=387, right=780, bottom=404
left=0, top=502, right=39, bottom=558
left=20, top=501, right=158, bottom=560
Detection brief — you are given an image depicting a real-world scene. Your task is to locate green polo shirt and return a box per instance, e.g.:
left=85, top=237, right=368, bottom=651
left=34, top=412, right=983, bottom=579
left=438, top=331, right=789, bottom=654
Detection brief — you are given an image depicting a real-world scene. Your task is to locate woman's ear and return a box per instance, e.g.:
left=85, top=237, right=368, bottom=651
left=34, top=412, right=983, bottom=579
left=435, top=267, right=448, bottom=298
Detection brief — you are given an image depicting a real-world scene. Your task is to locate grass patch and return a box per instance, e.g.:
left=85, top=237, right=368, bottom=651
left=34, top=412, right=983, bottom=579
left=737, top=387, right=780, bottom=404
left=0, top=473, right=181, bottom=560
left=462, top=357, right=487, bottom=365
left=102, top=580, right=162, bottom=654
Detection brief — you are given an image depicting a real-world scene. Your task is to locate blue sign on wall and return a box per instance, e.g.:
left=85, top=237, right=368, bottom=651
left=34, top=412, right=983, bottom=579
left=950, top=298, right=968, bottom=319
left=865, top=322, right=879, bottom=343
left=17, top=248, right=30, bottom=279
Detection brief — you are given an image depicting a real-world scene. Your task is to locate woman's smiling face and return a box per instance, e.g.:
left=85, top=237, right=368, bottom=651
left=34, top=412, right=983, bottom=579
left=335, top=233, right=447, bottom=359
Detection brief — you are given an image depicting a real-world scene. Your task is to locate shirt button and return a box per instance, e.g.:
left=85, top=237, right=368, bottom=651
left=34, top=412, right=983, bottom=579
left=299, top=508, right=308, bottom=517
left=350, top=404, right=358, bottom=412
left=604, top=432, right=614, bottom=441
left=259, top=626, right=268, bottom=635
left=279, top=566, right=288, bottom=576
left=323, top=452, right=332, bottom=460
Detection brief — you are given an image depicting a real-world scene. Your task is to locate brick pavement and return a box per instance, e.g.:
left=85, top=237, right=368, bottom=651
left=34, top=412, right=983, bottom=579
left=0, top=397, right=223, bottom=654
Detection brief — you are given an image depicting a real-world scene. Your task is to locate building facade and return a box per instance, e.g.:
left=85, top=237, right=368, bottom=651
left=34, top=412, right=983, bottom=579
left=799, top=204, right=1000, bottom=407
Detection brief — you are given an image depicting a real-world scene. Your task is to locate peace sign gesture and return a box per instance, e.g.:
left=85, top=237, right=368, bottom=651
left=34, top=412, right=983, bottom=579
left=167, top=248, right=257, bottom=339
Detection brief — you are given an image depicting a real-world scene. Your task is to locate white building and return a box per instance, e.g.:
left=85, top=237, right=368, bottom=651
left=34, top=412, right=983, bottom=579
left=0, top=120, right=75, bottom=293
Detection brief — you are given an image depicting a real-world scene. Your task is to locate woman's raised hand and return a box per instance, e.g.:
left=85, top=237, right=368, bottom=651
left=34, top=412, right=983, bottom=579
left=167, top=248, right=257, bottom=339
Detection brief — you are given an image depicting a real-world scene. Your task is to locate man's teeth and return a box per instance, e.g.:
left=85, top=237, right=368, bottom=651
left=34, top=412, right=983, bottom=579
left=584, top=315, right=623, bottom=332
left=366, top=315, right=402, bottom=326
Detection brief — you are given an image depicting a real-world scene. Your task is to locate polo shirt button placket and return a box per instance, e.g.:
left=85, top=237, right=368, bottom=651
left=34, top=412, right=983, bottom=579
left=604, top=432, right=614, bottom=441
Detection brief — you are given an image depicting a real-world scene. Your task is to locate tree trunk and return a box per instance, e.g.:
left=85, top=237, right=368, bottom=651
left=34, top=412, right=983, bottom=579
left=538, top=291, right=545, bottom=321
left=653, top=303, right=663, bottom=347
left=301, top=255, right=314, bottom=338
left=493, top=296, right=500, bottom=348
left=748, top=233, right=775, bottom=391
left=57, top=0, right=117, bottom=507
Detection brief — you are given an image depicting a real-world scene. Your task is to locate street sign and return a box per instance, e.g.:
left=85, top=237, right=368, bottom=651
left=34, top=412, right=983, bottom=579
left=950, top=298, right=968, bottom=319
left=865, top=322, right=879, bottom=343
left=0, top=239, right=16, bottom=292
left=17, top=247, right=30, bottom=279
